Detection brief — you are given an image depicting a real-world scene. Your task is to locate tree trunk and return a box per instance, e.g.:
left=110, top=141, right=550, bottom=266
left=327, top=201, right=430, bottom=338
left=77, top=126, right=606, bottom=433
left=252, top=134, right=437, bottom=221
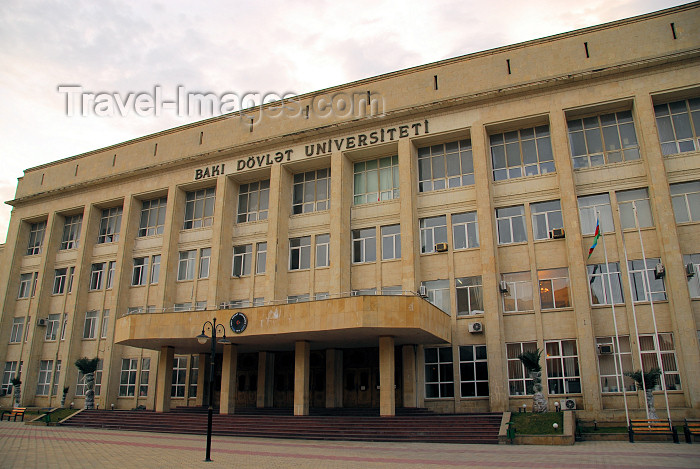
left=530, top=371, right=548, bottom=413
left=13, top=385, right=21, bottom=408
left=645, top=389, right=658, bottom=420
left=85, top=373, right=95, bottom=410
left=61, top=390, right=68, bottom=408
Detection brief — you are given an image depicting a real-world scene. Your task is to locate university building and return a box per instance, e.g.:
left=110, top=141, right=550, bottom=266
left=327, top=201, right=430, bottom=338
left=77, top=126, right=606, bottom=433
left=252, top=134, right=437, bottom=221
left=1, top=3, right=699, bottom=421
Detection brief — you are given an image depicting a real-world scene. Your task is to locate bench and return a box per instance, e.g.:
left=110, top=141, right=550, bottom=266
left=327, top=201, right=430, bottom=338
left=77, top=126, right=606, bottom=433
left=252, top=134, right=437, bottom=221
left=684, top=419, right=700, bottom=444
left=629, top=419, right=679, bottom=443
left=0, top=407, right=26, bottom=422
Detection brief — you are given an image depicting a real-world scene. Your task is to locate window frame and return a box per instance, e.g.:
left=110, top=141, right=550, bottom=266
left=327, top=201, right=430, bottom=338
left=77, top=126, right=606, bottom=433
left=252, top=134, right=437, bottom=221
left=419, top=215, right=448, bottom=254
left=352, top=228, right=376, bottom=264
left=183, top=187, right=215, bottom=230
left=587, top=262, right=625, bottom=305
left=424, top=346, right=454, bottom=399
left=292, top=169, right=330, bottom=214
left=459, top=345, right=489, bottom=398
left=502, top=272, right=533, bottom=313
left=119, top=358, right=138, bottom=397
left=353, top=156, right=399, bottom=204
left=596, top=336, right=634, bottom=393
left=36, top=360, right=53, bottom=396
left=177, top=250, right=197, bottom=281
left=639, top=333, right=681, bottom=391
left=417, top=139, right=474, bottom=192
left=654, top=98, right=700, bottom=155
left=380, top=225, right=401, bottom=260
left=545, top=339, right=581, bottom=395
left=567, top=110, right=640, bottom=169
left=455, top=276, right=483, bottom=316
left=131, top=257, right=149, bottom=286
left=670, top=181, right=700, bottom=224
left=27, top=221, right=46, bottom=255
left=496, top=206, right=527, bottom=245
left=9, top=318, right=24, bottom=343
left=507, top=342, right=537, bottom=396
left=97, top=207, right=122, bottom=244
left=138, top=197, right=167, bottom=237
left=617, top=188, right=653, bottom=229
left=628, top=258, right=667, bottom=302
left=237, top=180, right=270, bottom=223
left=89, top=263, right=106, bottom=290
left=490, top=125, right=555, bottom=181
left=578, top=194, right=614, bottom=235
left=83, top=310, right=98, bottom=339
left=315, top=234, right=330, bottom=267
left=45, top=314, right=61, bottom=341
left=232, top=244, right=252, bottom=277
left=530, top=200, right=563, bottom=240
left=60, top=214, right=82, bottom=250
left=451, top=211, right=479, bottom=250
left=537, top=268, right=571, bottom=310
left=256, top=242, right=267, bottom=274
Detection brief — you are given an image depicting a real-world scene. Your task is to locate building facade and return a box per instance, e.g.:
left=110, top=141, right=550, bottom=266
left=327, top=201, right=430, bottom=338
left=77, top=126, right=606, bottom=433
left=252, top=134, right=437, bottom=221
left=1, top=4, right=699, bottom=420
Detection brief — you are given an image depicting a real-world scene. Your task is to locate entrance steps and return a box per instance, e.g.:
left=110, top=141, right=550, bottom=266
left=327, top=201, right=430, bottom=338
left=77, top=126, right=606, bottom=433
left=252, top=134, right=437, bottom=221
left=61, top=407, right=502, bottom=444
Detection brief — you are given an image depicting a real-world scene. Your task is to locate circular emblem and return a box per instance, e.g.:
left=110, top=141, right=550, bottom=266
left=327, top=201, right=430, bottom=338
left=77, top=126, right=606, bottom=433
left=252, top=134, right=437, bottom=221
left=230, top=312, right=248, bottom=334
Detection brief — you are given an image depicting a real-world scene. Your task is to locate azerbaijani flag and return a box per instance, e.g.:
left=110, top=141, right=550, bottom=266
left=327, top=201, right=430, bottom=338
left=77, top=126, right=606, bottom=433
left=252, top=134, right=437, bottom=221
left=588, top=218, right=601, bottom=259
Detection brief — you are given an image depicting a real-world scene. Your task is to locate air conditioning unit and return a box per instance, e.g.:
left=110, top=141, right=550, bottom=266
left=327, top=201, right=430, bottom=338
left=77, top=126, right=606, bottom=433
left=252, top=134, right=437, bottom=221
left=654, top=263, right=665, bottom=279
left=468, top=321, right=483, bottom=333
left=434, top=242, right=448, bottom=252
left=598, top=344, right=613, bottom=355
left=560, top=398, right=577, bottom=410
left=499, top=281, right=509, bottom=293
left=686, top=263, right=696, bottom=278
left=418, top=285, right=427, bottom=298
left=37, top=318, right=47, bottom=327
left=549, top=228, right=565, bottom=239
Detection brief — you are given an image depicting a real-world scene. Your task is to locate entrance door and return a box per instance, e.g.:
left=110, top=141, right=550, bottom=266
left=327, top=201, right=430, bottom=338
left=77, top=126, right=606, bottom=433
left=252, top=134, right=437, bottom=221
left=273, top=351, right=294, bottom=408
left=236, top=370, right=257, bottom=408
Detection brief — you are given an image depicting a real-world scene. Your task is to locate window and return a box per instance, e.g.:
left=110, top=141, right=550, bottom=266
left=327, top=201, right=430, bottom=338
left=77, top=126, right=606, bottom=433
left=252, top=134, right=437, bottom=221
left=132, top=257, right=149, bottom=286
left=289, top=236, right=311, bottom=270
left=531, top=200, right=563, bottom=240
left=45, top=314, right=61, bottom=341
left=139, top=197, right=167, bottom=237
left=507, top=342, right=537, bottom=395
left=232, top=245, right=252, bottom=276
left=381, top=225, right=401, bottom=260
left=352, top=229, right=376, bottom=263
left=171, top=356, right=187, bottom=398
left=354, top=156, right=399, bottom=204
left=119, top=358, right=138, bottom=396
left=67, top=267, right=75, bottom=293
left=101, top=309, right=110, bottom=338
left=496, top=206, right=527, bottom=244
left=237, top=180, right=270, bottom=223
left=198, top=248, right=211, bottom=279
left=150, top=255, right=161, bottom=284
left=60, top=314, right=67, bottom=341
left=421, top=279, right=450, bottom=314
left=173, top=303, right=192, bottom=312
left=9, top=318, right=24, bottom=343
left=94, top=360, right=103, bottom=396
left=596, top=336, right=634, bottom=393
left=628, top=258, right=667, bottom=302
left=188, top=356, right=198, bottom=398
left=127, top=306, right=143, bottom=315
left=18, top=272, right=35, bottom=298
left=418, top=139, right=474, bottom=192
left=60, top=214, right=82, bottom=250
left=640, top=333, right=681, bottom=390
left=177, top=250, right=196, bottom=281
left=146, top=305, right=157, bottom=313
left=256, top=242, right=267, bottom=274
left=36, top=360, right=53, bottom=396
left=490, top=125, right=554, bottom=181
left=420, top=216, right=447, bottom=253
left=2, top=362, right=19, bottom=394
left=537, top=268, right=571, bottom=309
left=52, top=361, right=61, bottom=395
left=140, top=358, right=150, bottom=397
left=83, top=311, right=98, bottom=339
left=293, top=169, right=330, bottom=214
left=456, top=276, right=483, bottom=316
left=452, top=212, right=479, bottom=250
left=195, top=301, right=207, bottom=311
left=253, top=297, right=265, bottom=306
left=683, top=253, right=700, bottom=298
left=229, top=299, right=250, bottom=308
left=27, top=221, right=46, bottom=255
left=424, top=347, right=454, bottom=398
left=670, top=181, right=700, bottom=223
left=568, top=111, right=640, bottom=169
left=90, top=263, right=106, bottom=290
left=502, top=272, right=533, bottom=313
left=459, top=345, right=488, bottom=397
left=354, top=288, right=377, bottom=296
left=75, top=371, right=87, bottom=396
left=587, top=263, right=624, bottom=305
left=53, top=268, right=67, bottom=294
left=287, top=294, right=310, bottom=304
left=617, top=188, right=653, bottom=229
left=545, top=339, right=581, bottom=395
left=106, top=261, right=116, bottom=289
left=183, top=187, right=215, bottom=229
left=381, top=286, right=402, bottom=295
left=97, top=207, right=122, bottom=243
left=578, top=194, right=613, bottom=235
left=654, top=98, right=700, bottom=155
left=315, top=292, right=330, bottom=300
left=316, top=234, right=330, bottom=267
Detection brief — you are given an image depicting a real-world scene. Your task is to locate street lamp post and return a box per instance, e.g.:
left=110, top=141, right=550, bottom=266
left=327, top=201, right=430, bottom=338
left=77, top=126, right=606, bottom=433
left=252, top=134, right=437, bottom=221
left=196, top=317, right=230, bottom=462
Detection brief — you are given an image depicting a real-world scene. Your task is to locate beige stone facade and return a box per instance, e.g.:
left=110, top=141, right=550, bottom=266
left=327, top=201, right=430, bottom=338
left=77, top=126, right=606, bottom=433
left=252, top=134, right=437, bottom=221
left=1, top=4, right=699, bottom=420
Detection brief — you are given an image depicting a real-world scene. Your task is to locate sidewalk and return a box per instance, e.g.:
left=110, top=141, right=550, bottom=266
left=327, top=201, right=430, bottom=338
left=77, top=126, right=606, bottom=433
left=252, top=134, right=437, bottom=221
left=1, top=420, right=698, bottom=468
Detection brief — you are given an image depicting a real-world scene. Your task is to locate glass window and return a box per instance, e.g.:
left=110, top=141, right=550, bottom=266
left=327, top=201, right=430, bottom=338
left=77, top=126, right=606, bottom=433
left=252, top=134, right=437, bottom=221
left=253, top=297, right=265, bottom=306
left=94, top=360, right=103, bottom=396
left=490, top=125, right=554, bottom=181
left=683, top=253, right=700, bottom=298
left=177, top=250, right=196, bottom=281
left=173, top=303, right=192, bottom=312
left=421, top=279, right=450, bottom=314
left=67, top=267, right=75, bottom=293
left=670, top=181, right=700, bottom=223
left=639, top=333, right=681, bottom=390
left=578, top=194, right=613, bottom=235
left=596, top=336, right=634, bottom=393
left=256, top=242, right=267, bottom=274
left=568, top=111, right=640, bottom=169
left=198, top=248, right=211, bottom=279
left=456, top=276, right=483, bottom=316
left=654, top=98, right=700, bottom=155
left=617, top=188, right=653, bottom=229
left=531, top=200, right=563, bottom=240
left=289, top=237, right=311, bottom=270
left=183, top=187, right=215, bottom=229
left=188, top=356, right=198, bottom=398
left=140, top=358, right=150, bottom=397
left=424, top=347, right=454, bottom=398
left=502, top=272, right=533, bottom=312
left=315, top=292, right=330, bottom=300
left=381, top=225, right=401, bottom=260
left=628, top=258, right=667, bottom=302
left=293, top=169, right=330, bottom=214
left=459, top=345, right=489, bottom=397
left=132, top=257, right=149, bottom=286
left=232, top=244, right=252, bottom=276
left=53, top=268, right=67, bottom=294
left=150, top=255, right=161, bottom=284
left=89, top=263, right=106, bottom=290
left=171, top=356, right=187, bottom=398
left=9, top=318, right=24, bottom=343
left=27, top=221, right=46, bottom=255
left=45, top=314, right=61, bottom=341
left=60, top=214, right=82, bottom=250
left=352, top=228, right=376, bottom=263
left=105, top=261, right=116, bottom=289
left=545, top=339, right=581, bottom=395
left=97, top=207, right=122, bottom=243
left=101, top=309, right=110, bottom=338
left=418, top=139, right=474, bottom=192
left=354, top=156, right=399, bottom=204
left=139, top=197, right=167, bottom=237
left=381, top=286, right=402, bottom=295
left=36, top=360, right=53, bottom=396
left=496, top=206, right=527, bottom=244
left=229, top=299, right=250, bottom=308
left=237, top=180, right=270, bottom=223
left=2, top=362, right=20, bottom=394
left=316, top=234, right=330, bottom=267
left=287, top=294, right=310, bottom=304
left=18, top=272, right=35, bottom=298
left=420, top=216, right=448, bottom=253
left=507, top=342, right=537, bottom=396
left=452, top=212, right=479, bottom=250
left=537, top=268, right=571, bottom=309
left=587, top=262, right=624, bottom=305
left=119, top=358, right=138, bottom=397
left=52, top=361, right=61, bottom=396
left=83, top=311, right=98, bottom=339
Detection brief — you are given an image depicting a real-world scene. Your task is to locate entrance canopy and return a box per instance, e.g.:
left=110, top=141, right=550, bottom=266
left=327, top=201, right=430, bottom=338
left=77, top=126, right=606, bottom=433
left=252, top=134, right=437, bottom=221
left=114, top=295, right=451, bottom=354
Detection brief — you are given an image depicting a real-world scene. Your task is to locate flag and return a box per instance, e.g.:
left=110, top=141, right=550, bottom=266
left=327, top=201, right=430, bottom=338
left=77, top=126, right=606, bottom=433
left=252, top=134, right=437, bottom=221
left=588, top=219, right=601, bottom=259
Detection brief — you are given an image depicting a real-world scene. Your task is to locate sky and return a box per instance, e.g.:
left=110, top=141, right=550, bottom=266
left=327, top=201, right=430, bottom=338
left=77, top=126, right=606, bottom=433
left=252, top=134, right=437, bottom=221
left=0, top=0, right=689, bottom=244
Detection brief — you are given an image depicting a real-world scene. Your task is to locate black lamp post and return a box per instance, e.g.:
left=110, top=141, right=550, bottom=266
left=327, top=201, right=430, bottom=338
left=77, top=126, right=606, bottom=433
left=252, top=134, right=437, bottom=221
left=196, top=317, right=230, bottom=462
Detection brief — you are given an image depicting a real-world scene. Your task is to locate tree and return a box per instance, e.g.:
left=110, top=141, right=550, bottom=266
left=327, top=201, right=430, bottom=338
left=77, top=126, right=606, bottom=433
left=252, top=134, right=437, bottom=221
left=75, top=357, right=99, bottom=410
left=625, top=368, right=662, bottom=419
left=518, top=349, right=548, bottom=413
left=10, top=377, right=21, bottom=407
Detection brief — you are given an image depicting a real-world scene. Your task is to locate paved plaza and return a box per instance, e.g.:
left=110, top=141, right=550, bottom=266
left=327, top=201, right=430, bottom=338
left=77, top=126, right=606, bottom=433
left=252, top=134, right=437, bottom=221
left=0, top=420, right=699, bottom=468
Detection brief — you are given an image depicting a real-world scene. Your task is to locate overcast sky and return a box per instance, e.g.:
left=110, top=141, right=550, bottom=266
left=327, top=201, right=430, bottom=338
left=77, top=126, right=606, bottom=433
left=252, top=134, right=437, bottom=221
left=0, top=0, right=688, bottom=244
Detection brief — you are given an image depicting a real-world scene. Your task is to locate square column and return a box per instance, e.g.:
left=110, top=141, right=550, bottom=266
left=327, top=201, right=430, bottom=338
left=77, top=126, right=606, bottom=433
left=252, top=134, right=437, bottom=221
left=325, top=349, right=343, bottom=408
left=379, top=336, right=395, bottom=416
left=220, top=344, right=238, bottom=414
left=256, top=351, right=274, bottom=408
left=402, top=345, right=417, bottom=408
left=294, top=341, right=311, bottom=416
left=155, top=346, right=174, bottom=413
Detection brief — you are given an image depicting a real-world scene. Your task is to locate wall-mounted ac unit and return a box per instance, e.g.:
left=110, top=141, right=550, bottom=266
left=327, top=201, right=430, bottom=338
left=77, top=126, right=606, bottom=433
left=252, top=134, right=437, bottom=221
left=435, top=242, right=448, bottom=252
left=560, top=398, right=576, bottom=410
left=468, top=322, right=483, bottom=333
left=418, top=285, right=427, bottom=298
left=549, top=228, right=565, bottom=239
left=686, top=263, right=696, bottom=278
left=37, top=318, right=47, bottom=327
left=654, top=263, right=665, bottom=279
left=598, top=344, right=613, bottom=355
left=499, top=281, right=509, bottom=293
